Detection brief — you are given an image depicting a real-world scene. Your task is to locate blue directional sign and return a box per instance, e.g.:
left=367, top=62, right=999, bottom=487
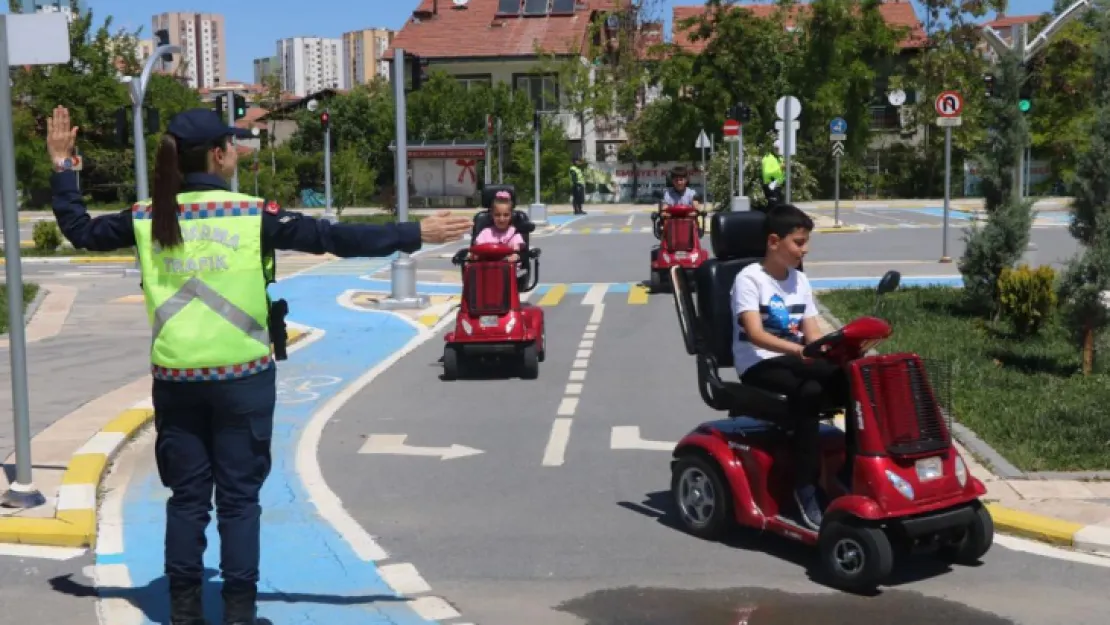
left=830, top=117, right=847, bottom=134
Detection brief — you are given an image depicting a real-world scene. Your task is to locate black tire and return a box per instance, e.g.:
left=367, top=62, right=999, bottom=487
left=818, top=520, right=894, bottom=591
left=521, top=344, right=539, bottom=379
left=671, top=454, right=732, bottom=540
left=649, top=270, right=662, bottom=293
left=937, top=503, right=994, bottom=565
left=443, top=346, right=459, bottom=381
left=538, top=326, right=546, bottom=362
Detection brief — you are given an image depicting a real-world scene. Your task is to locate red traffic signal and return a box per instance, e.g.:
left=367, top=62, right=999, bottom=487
left=320, top=112, right=329, bottom=129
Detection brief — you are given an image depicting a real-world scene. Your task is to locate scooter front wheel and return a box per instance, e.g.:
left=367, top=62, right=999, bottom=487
left=817, top=520, right=894, bottom=591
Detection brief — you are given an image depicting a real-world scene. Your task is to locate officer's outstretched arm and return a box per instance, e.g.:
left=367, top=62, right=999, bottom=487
left=49, top=171, right=136, bottom=251
left=262, top=207, right=422, bottom=258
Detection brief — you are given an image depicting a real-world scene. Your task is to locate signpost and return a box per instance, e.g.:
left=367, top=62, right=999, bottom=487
left=935, top=90, right=963, bottom=263
left=776, top=96, right=801, bottom=203
left=696, top=129, right=710, bottom=202
left=0, top=13, right=71, bottom=508
left=830, top=117, right=847, bottom=227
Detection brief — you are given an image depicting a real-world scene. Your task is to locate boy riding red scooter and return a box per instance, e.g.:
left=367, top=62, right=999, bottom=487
left=649, top=165, right=708, bottom=292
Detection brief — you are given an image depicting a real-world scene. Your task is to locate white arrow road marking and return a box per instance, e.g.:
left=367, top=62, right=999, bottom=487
left=359, top=434, right=484, bottom=460
left=610, top=426, right=676, bottom=451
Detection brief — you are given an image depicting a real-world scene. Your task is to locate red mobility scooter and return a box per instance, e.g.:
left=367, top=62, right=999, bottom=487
left=667, top=210, right=993, bottom=591
left=442, top=185, right=545, bottom=381
left=649, top=197, right=709, bottom=292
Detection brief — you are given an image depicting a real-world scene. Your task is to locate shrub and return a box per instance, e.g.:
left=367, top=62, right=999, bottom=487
left=998, top=264, right=1057, bottom=335
left=31, top=221, right=62, bottom=252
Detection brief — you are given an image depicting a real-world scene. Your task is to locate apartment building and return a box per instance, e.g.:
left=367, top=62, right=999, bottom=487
left=254, top=56, right=280, bottom=84
left=342, top=28, right=394, bottom=86
left=278, top=37, right=345, bottom=96
left=19, top=0, right=87, bottom=21
left=151, top=12, right=227, bottom=90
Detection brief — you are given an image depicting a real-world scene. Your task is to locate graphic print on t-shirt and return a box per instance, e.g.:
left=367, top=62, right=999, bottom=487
left=763, top=294, right=801, bottom=340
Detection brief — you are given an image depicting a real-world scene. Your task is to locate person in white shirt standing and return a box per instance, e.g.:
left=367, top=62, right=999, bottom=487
left=729, top=204, right=849, bottom=530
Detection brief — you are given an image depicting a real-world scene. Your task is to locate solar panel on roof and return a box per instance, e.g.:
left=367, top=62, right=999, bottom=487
left=496, top=0, right=520, bottom=15
left=523, top=0, right=547, bottom=15
left=550, top=0, right=574, bottom=14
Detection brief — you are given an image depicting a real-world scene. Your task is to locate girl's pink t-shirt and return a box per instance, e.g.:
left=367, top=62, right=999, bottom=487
left=475, top=225, right=523, bottom=249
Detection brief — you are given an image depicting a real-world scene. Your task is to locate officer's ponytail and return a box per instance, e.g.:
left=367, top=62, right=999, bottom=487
left=151, top=134, right=184, bottom=249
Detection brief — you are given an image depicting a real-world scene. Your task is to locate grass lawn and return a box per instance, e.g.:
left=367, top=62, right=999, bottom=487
left=339, top=214, right=425, bottom=226
left=820, top=286, right=1110, bottom=472
left=0, top=283, right=40, bottom=334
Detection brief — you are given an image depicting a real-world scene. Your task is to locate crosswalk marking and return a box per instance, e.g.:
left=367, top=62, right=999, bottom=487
left=627, top=284, right=650, bottom=304
left=537, top=283, right=568, bottom=307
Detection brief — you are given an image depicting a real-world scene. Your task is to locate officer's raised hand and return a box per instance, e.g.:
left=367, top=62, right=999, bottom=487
left=46, top=105, right=78, bottom=164
left=419, top=210, right=472, bottom=243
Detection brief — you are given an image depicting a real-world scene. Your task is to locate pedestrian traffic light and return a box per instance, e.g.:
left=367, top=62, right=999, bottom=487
left=983, top=74, right=994, bottom=98
left=320, top=111, right=329, bottom=132
left=233, top=94, right=247, bottom=120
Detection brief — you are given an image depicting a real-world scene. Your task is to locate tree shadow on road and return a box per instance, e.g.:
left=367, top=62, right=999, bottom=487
left=617, top=490, right=959, bottom=596
left=48, top=567, right=410, bottom=624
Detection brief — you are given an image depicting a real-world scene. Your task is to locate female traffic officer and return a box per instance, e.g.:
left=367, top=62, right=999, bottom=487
left=45, top=105, right=472, bottom=625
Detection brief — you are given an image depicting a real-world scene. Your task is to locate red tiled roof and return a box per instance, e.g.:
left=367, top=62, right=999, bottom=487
left=672, top=1, right=926, bottom=53
left=385, top=0, right=632, bottom=60
left=985, top=14, right=1040, bottom=29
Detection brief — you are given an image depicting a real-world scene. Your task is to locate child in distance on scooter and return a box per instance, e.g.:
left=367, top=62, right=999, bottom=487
left=472, top=190, right=523, bottom=263
left=729, top=204, right=849, bottom=531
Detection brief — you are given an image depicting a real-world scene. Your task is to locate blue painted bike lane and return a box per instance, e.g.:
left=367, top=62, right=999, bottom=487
left=104, top=267, right=460, bottom=625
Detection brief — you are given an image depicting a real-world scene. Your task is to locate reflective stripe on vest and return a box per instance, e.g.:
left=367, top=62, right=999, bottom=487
left=132, top=191, right=272, bottom=380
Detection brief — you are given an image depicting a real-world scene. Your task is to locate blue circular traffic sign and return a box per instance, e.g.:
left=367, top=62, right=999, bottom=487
left=830, top=117, right=847, bottom=134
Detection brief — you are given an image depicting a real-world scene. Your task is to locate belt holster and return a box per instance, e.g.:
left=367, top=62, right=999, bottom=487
left=269, top=298, right=289, bottom=361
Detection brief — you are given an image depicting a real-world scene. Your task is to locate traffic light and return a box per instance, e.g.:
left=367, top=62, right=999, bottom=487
left=320, top=111, right=329, bottom=132
left=533, top=111, right=541, bottom=131
left=409, top=53, right=423, bottom=90
left=731, top=102, right=751, bottom=123
left=1018, top=81, right=1032, bottom=113
left=115, top=107, right=128, bottom=145
left=983, top=74, right=994, bottom=98
left=155, top=29, right=172, bottom=63
left=233, top=94, right=247, bottom=120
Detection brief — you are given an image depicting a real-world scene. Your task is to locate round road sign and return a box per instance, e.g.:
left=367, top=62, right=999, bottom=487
left=935, top=90, right=962, bottom=117
left=723, top=119, right=740, bottom=136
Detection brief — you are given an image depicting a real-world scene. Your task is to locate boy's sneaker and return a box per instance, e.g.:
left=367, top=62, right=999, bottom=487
left=794, top=484, right=823, bottom=530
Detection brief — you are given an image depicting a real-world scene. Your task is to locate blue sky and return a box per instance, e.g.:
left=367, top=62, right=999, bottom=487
left=56, top=0, right=1060, bottom=83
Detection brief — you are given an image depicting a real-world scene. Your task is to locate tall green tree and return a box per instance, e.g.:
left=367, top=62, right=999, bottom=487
left=1058, top=0, right=1110, bottom=374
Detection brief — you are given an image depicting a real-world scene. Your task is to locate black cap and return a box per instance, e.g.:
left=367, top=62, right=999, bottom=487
left=167, top=108, right=253, bottom=148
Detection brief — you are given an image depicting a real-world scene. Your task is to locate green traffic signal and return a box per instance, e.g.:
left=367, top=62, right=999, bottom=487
left=1019, top=99, right=1031, bottom=113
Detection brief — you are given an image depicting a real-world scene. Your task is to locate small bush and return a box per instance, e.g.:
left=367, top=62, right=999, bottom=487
left=31, top=221, right=62, bottom=252
left=998, top=264, right=1057, bottom=335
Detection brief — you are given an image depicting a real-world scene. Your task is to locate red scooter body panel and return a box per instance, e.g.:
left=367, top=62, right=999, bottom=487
left=446, top=243, right=542, bottom=348
left=651, top=205, right=708, bottom=272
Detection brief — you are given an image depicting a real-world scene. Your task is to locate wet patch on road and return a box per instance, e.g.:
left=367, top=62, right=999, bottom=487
left=557, top=586, right=1013, bottom=624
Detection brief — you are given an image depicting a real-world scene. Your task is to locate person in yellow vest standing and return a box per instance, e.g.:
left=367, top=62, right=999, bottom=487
left=569, top=157, right=587, bottom=215
left=45, top=106, right=471, bottom=625
left=761, top=141, right=785, bottom=212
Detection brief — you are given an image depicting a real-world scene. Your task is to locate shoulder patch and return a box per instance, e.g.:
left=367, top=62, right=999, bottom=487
left=264, top=201, right=280, bottom=215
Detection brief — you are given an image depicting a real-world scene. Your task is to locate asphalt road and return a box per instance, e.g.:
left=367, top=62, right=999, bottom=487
left=319, top=212, right=1110, bottom=624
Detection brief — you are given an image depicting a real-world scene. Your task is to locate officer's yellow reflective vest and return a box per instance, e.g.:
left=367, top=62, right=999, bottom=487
left=569, top=165, right=584, bottom=186
left=762, top=153, right=784, bottom=185
left=132, top=190, right=274, bottom=378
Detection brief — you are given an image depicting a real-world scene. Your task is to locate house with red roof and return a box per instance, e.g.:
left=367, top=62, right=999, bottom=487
left=385, top=0, right=657, bottom=162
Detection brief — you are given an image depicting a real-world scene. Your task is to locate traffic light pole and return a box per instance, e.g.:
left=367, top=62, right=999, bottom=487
left=377, top=48, right=426, bottom=310
left=123, top=42, right=181, bottom=279
left=323, top=108, right=334, bottom=221
left=225, top=91, right=238, bottom=192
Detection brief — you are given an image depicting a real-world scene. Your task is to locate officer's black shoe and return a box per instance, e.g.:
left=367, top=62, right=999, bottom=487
left=223, top=582, right=272, bottom=625
left=169, top=578, right=205, bottom=625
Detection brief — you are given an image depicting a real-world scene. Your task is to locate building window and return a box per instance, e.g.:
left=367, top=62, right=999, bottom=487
left=456, top=75, right=492, bottom=91
left=514, top=74, right=558, bottom=112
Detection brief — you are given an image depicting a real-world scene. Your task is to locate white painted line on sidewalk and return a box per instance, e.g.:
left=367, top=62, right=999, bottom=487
left=542, top=418, right=573, bottom=466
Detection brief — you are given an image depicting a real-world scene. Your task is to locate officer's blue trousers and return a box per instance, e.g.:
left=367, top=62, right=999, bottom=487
left=152, top=366, right=276, bottom=587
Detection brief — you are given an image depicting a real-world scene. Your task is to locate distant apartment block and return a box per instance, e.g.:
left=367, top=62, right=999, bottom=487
left=151, top=12, right=227, bottom=90
left=19, top=0, right=86, bottom=21
left=254, top=56, right=280, bottom=84
left=342, top=28, right=394, bottom=86
left=278, top=37, right=345, bottom=97
left=136, top=38, right=154, bottom=64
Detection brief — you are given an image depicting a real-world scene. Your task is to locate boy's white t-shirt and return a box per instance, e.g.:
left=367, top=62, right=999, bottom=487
left=730, top=262, right=819, bottom=376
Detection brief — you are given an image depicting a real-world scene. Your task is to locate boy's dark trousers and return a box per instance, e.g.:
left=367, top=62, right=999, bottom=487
left=740, top=354, right=849, bottom=487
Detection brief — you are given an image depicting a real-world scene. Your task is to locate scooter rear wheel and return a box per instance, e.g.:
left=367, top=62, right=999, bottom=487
left=443, top=346, right=460, bottom=381
left=671, top=455, right=732, bottom=540
left=817, top=520, right=894, bottom=591
left=521, top=344, right=539, bottom=380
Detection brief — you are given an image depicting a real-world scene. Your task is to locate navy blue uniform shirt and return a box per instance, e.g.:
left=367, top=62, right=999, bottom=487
left=49, top=171, right=422, bottom=257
